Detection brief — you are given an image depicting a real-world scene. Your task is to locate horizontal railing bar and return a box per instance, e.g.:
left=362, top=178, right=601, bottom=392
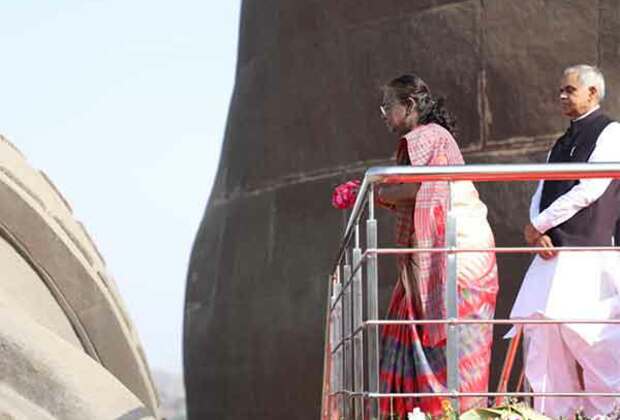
left=331, top=245, right=620, bottom=314
left=368, top=246, right=620, bottom=254
left=366, top=163, right=620, bottom=183
left=331, top=244, right=618, bottom=313
left=328, top=390, right=620, bottom=398
left=337, top=163, right=620, bottom=274
left=367, top=391, right=620, bottom=398
left=331, top=339, right=347, bottom=355
left=365, top=319, right=620, bottom=326
left=334, top=320, right=619, bottom=351
left=330, top=326, right=365, bottom=354
left=329, top=244, right=620, bottom=313
left=329, top=325, right=367, bottom=356
left=329, top=390, right=364, bottom=397
left=329, top=319, right=620, bottom=353
left=330, top=320, right=620, bottom=353
left=329, top=323, right=365, bottom=355
left=330, top=246, right=620, bottom=311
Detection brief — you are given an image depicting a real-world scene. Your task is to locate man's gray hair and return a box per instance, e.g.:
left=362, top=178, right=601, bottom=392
left=564, top=64, right=606, bottom=101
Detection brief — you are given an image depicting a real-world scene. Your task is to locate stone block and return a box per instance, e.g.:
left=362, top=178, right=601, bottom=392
left=483, top=0, right=598, bottom=143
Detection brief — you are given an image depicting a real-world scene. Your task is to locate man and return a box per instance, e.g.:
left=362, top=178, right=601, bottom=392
left=510, top=65, right=620, bottom=418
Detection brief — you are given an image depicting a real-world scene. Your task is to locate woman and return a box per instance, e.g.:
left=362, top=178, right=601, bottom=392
left=376, top=74, right=498, bottom=417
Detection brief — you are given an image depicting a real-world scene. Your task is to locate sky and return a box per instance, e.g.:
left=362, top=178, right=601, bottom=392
left=0, top=1, right=241, bottom=374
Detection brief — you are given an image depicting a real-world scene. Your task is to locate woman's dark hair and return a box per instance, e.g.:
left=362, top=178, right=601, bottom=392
left=383, top=73, right=457, bottom=136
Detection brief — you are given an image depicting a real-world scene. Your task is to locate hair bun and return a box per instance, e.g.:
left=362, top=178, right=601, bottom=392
left=384, top=74, right=456, bottom=136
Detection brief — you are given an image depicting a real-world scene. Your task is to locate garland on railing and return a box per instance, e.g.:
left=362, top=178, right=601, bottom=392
left=396, top=400, right=620, bottom=420
left=573, top=406, right=620, bottom=420
left=454, top=400, right=551, bottom=420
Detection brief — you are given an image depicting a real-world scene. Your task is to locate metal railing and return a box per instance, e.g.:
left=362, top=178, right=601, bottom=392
left=321, top=163, right=620, bottom=420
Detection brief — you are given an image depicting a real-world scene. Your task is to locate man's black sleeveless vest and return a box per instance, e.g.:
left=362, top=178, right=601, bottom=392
left=539, top=108, right=619, bottom=246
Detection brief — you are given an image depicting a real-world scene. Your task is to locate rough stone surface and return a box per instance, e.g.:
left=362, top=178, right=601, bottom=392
left=0, top=307, right=155, bottom=420
left=185, top=2, right=620, bottom=419
left=0, top=136, right=160, bottom=418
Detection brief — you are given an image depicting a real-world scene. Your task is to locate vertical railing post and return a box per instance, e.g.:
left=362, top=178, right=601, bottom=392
left=446, top=181, right=460, bottom=412
left=322, top=273, right=335, bottom=420
left=353, top=224, right=364, bottom=420
left=366, top=185, right=379, bottom=419
left=332, top=267, right=343, bottom=417
left=343, top=258, right=353, bottom=419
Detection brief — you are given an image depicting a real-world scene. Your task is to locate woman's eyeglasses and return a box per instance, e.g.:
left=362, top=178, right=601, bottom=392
left=379, top=104, right=391, bottom=117
left=380, top=97, right=416, bottom=117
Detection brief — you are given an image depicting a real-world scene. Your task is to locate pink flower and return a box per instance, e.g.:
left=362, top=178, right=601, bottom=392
left=331, top=179, right=361, bottom=210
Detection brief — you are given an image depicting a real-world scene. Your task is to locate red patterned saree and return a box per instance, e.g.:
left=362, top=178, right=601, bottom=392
left=379, top=123, right=498, bottom=417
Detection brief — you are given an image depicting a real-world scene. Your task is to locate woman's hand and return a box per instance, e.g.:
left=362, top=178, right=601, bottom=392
left=377, top=183, right=420, bottom=206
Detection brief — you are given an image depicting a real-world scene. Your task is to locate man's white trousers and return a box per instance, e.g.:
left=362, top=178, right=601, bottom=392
left=524, top=322, right=620, bottom=417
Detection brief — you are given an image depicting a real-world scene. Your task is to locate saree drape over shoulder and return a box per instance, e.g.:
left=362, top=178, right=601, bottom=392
left=379, top=123, right=499, bottom=417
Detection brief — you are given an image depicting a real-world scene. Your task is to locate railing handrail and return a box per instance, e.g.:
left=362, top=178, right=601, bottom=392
left=335, top=162, right=620, bottom=272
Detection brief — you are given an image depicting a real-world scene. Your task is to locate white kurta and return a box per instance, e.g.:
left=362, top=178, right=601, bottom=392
left=509, top=109, right=620, bottom=417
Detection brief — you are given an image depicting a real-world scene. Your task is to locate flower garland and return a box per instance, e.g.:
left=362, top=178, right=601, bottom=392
left=331, top=179, right=361, bottom=210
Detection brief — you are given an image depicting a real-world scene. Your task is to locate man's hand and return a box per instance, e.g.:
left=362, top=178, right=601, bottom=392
left=536, top=235, right=558, bottom=260
left=524, top=223, right=543, bottom=245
